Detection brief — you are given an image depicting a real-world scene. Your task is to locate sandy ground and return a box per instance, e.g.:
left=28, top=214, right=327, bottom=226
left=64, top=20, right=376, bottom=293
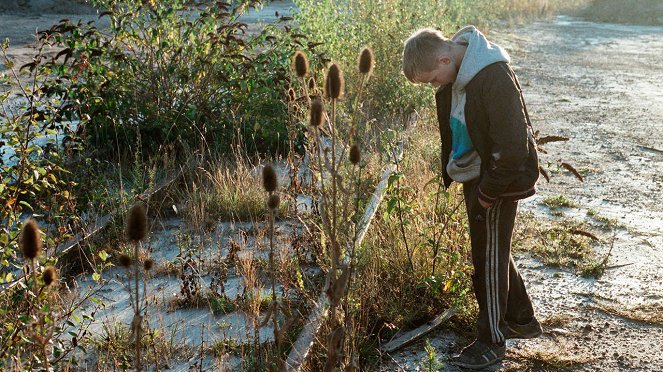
left=2, top=2, right=662, bottom=370
left=383, top=16, right=663, bottom=371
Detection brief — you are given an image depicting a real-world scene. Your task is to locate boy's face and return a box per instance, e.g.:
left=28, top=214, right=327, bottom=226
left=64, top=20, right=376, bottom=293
left=413, top=56, right=457, bottom=88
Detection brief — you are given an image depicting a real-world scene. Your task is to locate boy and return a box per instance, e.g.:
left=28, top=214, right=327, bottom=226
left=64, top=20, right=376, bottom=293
left=402, top=26, right=542, bottom=369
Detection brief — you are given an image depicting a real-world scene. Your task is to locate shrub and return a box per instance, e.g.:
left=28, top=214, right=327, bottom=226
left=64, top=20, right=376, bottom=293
left=0, top=40, right=81, bottom=284
left=42, top=0, right=325, bottom=159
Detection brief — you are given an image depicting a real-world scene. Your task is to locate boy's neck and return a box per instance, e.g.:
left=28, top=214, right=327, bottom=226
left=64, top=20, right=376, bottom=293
left=451, top=43, right=468, bottom=72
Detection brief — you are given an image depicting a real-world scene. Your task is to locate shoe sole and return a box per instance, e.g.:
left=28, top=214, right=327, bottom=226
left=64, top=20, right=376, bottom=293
left=505, top=326, right=543, bottom=340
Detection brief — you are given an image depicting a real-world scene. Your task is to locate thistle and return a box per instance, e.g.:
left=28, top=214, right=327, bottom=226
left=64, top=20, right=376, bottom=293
left=42, top=266, right=57, bottom=287
left=143, top=258, right=154, bottom=272
left=358, top=47, right=374, bottom=76
left=349, top=144, right=361, bottom=165
left=119, top=254, right=132, bottom=268
left=267, top=194, right=280, bottom=210
left=310, top=98, right=324, bottom=127
left=262, top=165, right=278, bottom=193
left=292, top=51, right=309, bottom=78
left=127, top=203, right=147, bottom=242
left=20, top=218, right=41, bottom=261
left=325, top=63, right=344, bottom=100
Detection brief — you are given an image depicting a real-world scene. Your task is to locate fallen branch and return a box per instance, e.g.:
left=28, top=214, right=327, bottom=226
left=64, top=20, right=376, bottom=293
left=380, top=307, right=457, bottom=354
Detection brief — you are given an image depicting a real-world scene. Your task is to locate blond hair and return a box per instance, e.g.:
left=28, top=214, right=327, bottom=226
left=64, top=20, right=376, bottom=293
left=402, top=28, right=452, bottom=82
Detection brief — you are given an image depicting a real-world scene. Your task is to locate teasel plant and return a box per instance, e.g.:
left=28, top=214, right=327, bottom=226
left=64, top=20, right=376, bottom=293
left=289, top=47, right=374, bottom=370
left=0, top=218, right=61, bottom=369
left=121, top=202, right=150, bottom=372
left=262, top=164, right=285, bottom=370
left=20, top=218, right=50, bottom=368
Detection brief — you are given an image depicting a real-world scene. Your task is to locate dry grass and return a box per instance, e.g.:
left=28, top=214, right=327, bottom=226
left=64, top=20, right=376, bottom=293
left=578, top=0, right=663, bottom=25
left=591, top=302, right=663, bottom=325
left=509, top=344, right=593, bottom=371
left=86, top=321, right=194, bottom=370
left=487, top=0, right=592, bottom=24
left=542, top=313, right=575, bottom=329
left=181, top=159, right=288, bottom=230
left=514, top=213, right=602, bottom=273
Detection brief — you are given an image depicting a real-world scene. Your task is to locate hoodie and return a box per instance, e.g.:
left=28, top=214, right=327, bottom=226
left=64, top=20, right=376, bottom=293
left=445, top=26, right=511, bottom=183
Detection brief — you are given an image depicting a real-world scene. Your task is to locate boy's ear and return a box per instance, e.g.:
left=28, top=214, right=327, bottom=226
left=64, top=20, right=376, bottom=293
left=438, top=56, right=452, bottom=65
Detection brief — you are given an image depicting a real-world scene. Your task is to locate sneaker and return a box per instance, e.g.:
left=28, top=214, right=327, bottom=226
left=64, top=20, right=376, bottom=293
left=450, top=340, right=505, bottom=370
left=505, top=317, right=543, bottom=339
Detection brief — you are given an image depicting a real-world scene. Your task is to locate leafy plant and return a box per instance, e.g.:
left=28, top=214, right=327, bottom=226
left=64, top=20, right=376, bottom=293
left=0, top=40, right=81, bottom=285
left=40, top=0, right=325, bottom=159
left=420, top=338, right=444, bottom=372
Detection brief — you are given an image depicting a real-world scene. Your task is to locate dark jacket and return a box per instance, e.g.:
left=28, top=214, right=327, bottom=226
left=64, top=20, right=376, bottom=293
left=435, top=61, right=539, bottom=205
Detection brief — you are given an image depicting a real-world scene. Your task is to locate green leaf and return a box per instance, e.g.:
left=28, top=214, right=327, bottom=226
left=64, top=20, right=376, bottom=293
left=98, top=250, right=109, bottom=262
left=386, top=197, right=398, bottom=215
left=92, top=272, right=101, bottom=282
left=387, top=172, right=404, bottom=188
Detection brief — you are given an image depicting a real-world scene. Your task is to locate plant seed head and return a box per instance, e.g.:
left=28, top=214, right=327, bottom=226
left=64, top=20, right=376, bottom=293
left=20, top=218, right=41, bottom=261
left=267, top=194, right=280, bottom=210
left=42, top=266, right=57, bottom=286
left=119, top=253, right=132, bottom=268
left=143, top=258, right=154, bottom=272
left=287, top=87, right=296, bottom=102
left=308, top=77, right=316, bottom=90
left=310, top=98, right=324, bottom=127
left=292, top=51, right=309, bottom=78
left=127, top=203, right=147, bottom=241
left=349, top=144, right=361, bottom=164
left=262, top=165, right=278, bottom=192
left=325, top=63, right=344, bottom=100
left=358, top=47, right=374, bottom=75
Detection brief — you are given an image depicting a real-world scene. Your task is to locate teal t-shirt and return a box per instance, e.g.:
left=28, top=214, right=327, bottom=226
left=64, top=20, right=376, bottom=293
left=450, top=115, right=474, bottom=160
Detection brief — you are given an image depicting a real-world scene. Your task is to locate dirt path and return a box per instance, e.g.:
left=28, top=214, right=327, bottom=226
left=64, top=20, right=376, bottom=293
left=384, top=16, right=663, bottom=371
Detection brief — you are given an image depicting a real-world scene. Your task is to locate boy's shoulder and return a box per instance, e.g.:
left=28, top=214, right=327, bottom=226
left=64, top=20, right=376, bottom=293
left=468, top=61, right=517, bottom=90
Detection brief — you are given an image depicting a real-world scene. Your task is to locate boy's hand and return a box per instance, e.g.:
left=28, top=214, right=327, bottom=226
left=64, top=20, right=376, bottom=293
left=479, top=198, right=493, bottom=209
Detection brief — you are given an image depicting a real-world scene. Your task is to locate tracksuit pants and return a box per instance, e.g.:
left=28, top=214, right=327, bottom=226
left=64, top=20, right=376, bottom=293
left=463, top=180, right=535, bottom=346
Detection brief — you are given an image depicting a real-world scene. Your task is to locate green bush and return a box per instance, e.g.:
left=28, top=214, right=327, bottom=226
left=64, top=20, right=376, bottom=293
left=0, top=41, right=81, bottom=284
left=43, top=0, right=323, bottom=159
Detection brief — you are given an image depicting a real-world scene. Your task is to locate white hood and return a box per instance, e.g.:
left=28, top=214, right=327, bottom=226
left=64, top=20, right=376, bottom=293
left=452, top=25, right=510, bottom=90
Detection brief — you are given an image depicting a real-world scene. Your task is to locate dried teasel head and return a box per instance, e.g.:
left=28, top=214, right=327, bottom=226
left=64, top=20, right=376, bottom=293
left=143, top=258, right=154, bottom=272
left=42, top=266, right=57, bottom=286
left=325, top=63, right=344, bottom=100
left=119, top=253, right=132, bottom=268
left=349, top=144, right=361, bottom=165
left=126, top=203, right=147, bottom=242
left=262, top=165, right=278, bottom=193
left=287, top=87, right=296, bottom=102
left=358, top=47, right=374, bottom=76
left=310, top=98, right=324, bottom=127
left=20, top=218, right=41, bottom=261
left=267, top=194, right=280, bottom=210
left=292, top=51, right=309, bottom=78
left=308, top=77, right=316, bottom=91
